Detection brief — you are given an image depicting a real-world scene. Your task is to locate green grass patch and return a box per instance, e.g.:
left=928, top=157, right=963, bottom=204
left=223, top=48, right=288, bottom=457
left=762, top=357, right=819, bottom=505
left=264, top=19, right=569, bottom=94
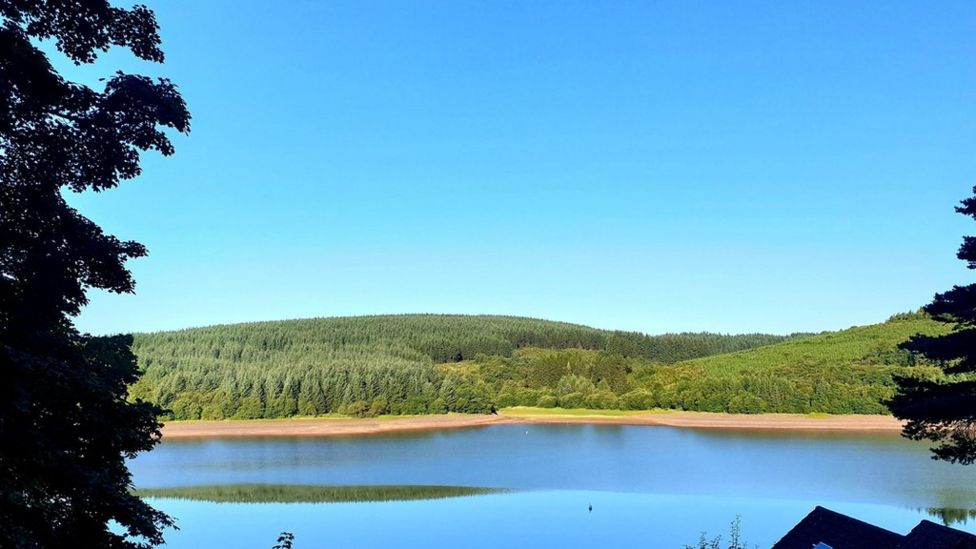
left=501, top=406, right=647, bottom=417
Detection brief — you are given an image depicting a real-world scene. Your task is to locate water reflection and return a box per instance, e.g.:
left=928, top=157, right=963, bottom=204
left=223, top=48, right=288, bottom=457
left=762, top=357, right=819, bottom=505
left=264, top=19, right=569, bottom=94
left=137, top=484, right=505, bottom=503
left=133, top=424, right=976, bottom=510
left=924, top=507, right=976, bottom=526
left=145, top=491, right=976, bottom=549
left=129, top=426, right=976, bottom=549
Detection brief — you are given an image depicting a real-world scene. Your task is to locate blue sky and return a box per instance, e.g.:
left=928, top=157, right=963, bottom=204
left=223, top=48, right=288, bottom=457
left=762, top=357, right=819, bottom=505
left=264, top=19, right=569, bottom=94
left=65, top=0, right=975, bottom=335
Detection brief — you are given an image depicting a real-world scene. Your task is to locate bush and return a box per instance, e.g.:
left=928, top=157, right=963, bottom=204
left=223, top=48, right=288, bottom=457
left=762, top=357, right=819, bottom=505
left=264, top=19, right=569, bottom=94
left=368, top=396, right=389, bottom=416
left=429, top=397, right=448, bottom=414
left=342, top=400, right=370, bottom=417
left=401, top=395, right=429, bottom=415
left=559, top=392, right=585, bottom=409
left=585, top=390, right=621, bottom=410
left=622, top=389, right=656, bottom=410
left=511, top=388, right=541, bottom=406
left=495, top=392, right=518, bottom=408
left=233, top=396, right=264, bottom=419
left=537, top=394, right=558, bottom=408
left=727, top=392, right=766, bottom=414
left=451, top=383, right=494, bottom=413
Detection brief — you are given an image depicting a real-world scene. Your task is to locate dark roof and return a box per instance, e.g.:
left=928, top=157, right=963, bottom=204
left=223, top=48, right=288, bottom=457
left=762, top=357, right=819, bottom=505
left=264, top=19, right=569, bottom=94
left=899, top=520, right=976, bottom=549
left=772, top=506, right=905, bottom=549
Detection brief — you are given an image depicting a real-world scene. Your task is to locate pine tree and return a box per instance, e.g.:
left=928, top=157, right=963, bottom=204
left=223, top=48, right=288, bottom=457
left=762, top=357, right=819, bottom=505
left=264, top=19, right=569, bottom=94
left=892, top=186, right=976, bottom=464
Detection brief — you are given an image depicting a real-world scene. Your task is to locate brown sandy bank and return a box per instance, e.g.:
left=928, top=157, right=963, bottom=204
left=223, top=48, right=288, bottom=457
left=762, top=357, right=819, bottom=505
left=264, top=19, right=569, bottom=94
left=160, top=410, right=904, bottom=440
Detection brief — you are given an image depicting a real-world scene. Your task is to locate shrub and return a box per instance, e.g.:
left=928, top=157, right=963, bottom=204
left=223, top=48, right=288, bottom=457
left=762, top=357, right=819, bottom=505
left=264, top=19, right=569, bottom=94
left=585, top=390, right=621, bottom=410
left=401, top=395, right=429, bottom=415
left=495, top=392, right=518, bottom=408
left=559, top=392, right=585, bottom=409
left=622, top=389, right=656, bottom=410
left=726, top=392, right=766, bottom=414
left=342, top=400, right=370, bottom=417
left=537, top=394, right=558, bottom=408
left=429, top=397, right=448, bottom=414
left=368, top=396, right=389, bottom=417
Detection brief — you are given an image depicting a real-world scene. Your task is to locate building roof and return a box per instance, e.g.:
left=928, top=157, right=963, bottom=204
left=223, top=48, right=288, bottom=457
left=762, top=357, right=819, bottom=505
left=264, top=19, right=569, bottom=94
left=773, top=507, right=976, bottom=549
left=772, top=506, right=905, bottom=549
left=899, top=519, right=976, bottom=549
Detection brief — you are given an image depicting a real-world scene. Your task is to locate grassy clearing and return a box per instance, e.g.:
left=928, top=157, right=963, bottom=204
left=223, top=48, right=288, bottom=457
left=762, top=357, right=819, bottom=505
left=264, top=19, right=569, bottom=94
left=500, top=406, right=650, bottom=417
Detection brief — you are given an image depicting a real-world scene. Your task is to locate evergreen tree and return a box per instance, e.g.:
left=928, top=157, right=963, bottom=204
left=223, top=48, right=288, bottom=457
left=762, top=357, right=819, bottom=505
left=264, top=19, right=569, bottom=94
left=892, top=186, right=976, bottom=464
left=0, top=1, right=189, bottom=546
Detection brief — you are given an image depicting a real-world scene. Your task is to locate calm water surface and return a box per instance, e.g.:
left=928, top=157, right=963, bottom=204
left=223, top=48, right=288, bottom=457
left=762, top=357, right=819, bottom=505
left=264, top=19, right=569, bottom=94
left=130, top=424, right=976, bottom=547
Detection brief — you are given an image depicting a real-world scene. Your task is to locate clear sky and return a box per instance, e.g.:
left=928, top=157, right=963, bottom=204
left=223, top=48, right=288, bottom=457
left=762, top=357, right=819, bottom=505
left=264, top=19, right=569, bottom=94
left=65, top=0, right=975, bottom=336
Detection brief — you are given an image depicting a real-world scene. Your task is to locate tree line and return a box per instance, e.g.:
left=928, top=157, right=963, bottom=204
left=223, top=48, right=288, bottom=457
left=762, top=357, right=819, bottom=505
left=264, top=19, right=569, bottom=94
left=126, top=314, right=932, bottom=420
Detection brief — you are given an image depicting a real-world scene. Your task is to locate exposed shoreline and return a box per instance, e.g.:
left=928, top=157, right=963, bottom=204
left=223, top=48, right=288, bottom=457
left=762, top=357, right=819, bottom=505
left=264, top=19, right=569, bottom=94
left=160, top=410, right=904, bottom=440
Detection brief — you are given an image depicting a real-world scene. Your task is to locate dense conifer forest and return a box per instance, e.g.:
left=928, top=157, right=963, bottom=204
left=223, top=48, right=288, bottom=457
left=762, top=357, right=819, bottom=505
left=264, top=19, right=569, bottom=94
left=126, top=313, right=943, bottom=419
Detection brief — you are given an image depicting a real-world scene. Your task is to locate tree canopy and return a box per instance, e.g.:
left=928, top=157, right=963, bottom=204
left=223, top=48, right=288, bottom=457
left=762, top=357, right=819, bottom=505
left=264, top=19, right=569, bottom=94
left=125, top=313, right=932, bottom=420
left=891, top=186, right=976, bottom=464
left=0, top=1, right=189, bottom=546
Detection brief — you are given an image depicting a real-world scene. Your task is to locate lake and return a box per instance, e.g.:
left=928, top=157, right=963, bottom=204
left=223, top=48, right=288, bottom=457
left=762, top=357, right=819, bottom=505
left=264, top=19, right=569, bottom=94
left=130, top=424, right=976, bottom=547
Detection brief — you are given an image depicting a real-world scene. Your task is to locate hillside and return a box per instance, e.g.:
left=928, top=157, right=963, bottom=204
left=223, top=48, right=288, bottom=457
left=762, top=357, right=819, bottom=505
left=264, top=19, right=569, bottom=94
left=635, top=312, right=951, bottom=414
left=127, top=313, right=947, bottom=420
left=127, top=314, right=801, bottom=419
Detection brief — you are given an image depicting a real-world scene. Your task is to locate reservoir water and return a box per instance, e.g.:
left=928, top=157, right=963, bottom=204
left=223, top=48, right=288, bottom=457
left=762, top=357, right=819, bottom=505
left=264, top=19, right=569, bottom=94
left=130, top=424, right=976, bottom=547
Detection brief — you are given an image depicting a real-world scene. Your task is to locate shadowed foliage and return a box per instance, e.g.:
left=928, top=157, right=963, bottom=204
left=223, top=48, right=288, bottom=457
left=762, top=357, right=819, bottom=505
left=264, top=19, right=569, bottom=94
left=272, top=532, right=294, bottom=549
left=891, top=186, right=976, bottom=464
left=0, top=1, right=189, bottom=546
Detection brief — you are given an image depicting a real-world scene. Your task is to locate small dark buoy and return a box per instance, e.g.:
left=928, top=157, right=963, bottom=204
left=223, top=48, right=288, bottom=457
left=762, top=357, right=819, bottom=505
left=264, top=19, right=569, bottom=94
left=588, top=503, right=592, bottom=512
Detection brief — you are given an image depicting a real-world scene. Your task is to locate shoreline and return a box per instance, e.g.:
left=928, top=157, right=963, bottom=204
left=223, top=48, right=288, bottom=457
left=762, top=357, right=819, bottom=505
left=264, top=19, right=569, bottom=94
left=160, top=410, right=904, bottom=440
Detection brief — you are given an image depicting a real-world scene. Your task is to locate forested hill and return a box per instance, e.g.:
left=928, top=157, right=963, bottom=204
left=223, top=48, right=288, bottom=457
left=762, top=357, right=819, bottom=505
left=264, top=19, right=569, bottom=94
left=128, top=313, right=948, bottom=420
left=644, top=311, right=950, bottom=414
left=128, top=314, right=802, bottom=419
left=131, top=314, right=802, bottom=365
